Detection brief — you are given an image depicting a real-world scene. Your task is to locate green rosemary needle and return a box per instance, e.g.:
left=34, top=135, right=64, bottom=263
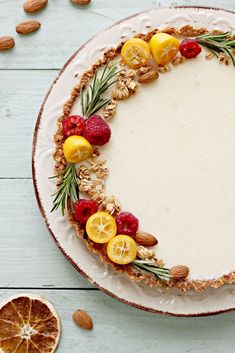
left=81, top=64, right=118, bottom=117
left=195, top=31, right=235, bottom=66
left=50, top=163, right=79, bottom=216
left=132, top=259, right=172, bottom=282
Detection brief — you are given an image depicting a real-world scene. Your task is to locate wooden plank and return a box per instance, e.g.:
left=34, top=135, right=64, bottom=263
left=0, top=179, right=92, bottom=288
left=1, top=0, right=234, bottom=69
left=0, top=289, right=235, bottom=353
left=0, top=70, right=57, bottom=178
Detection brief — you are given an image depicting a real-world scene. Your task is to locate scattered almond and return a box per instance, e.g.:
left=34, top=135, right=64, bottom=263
left=23, top=0, right=48, bottom=13
left=0, top=36, right=15, bottom=51
left=138, top=69, right=159, bottom=83
left=71, top=0, right=91, bottom=5
left=72, top=310, right=93, bottom=330
left=170, top=265, right=189, bottom=281
left=135, top=232, right=158, bottom=247
left=16, top=20, right=41, bottom=35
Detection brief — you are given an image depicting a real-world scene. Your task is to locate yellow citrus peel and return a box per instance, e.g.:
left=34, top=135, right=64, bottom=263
left=107, top=234, right=137, bottom=265
left=121, top=38, right=151, bottom=68
left=63, top=135, right=92, bottom=163
left=150, top=32, right=180, bottom=65
left=86, top=212, right=117, bottom=244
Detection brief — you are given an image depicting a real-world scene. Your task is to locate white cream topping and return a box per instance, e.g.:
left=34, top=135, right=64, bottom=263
left=101, top=55, right=235, bottom=280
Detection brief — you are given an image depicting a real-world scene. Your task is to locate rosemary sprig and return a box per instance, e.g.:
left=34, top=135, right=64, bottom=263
left=51, top=64, right=119, bottom=215
left=81, top=64, right=118, bottom=117
left=195, top=31, right=235, bottom=66
left=132, top=259, right=172, bottom=282
left=50, top=163, right=79, bottom=216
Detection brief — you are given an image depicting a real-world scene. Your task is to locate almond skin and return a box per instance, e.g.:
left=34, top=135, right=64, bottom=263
left=135, top=232, right=158, bottom=247
left=16, top=21, right=41, bottom=35
left=23, top=0, right=48, bottom=13
left=72, top=310, right=93, bottom=330
left=0, top=36, right=15, bottom=51
left=138, top=69, right=159, bottom=83
left=170, top=265, right=189, bottom=281
left=71, top=0, right=91, bottom=5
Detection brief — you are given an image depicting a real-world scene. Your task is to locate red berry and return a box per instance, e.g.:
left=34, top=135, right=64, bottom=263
left=62, top=115, right=85, bottom=138
left=115, top=212, right=139, bottom=236
left=179, top=39, right=202, bottom=59
left=74, top=199, right=98, bottom=225
left=84, top=115, right=111, bottom=146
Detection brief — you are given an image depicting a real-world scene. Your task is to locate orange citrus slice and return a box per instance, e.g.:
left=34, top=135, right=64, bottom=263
left=121, top=38, right=151, bottom=69
left=0, top=294, right=60, bottom=353
left=107, top=234, right=137, bottom=265
left=63, top=135, right=92, bottom=163
left=150, top=32, right=180, bottom=65
left=86, top=211, right=117, bottom=243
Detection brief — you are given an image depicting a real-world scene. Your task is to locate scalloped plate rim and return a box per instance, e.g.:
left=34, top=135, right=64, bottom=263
left=32, top=5, right=235, bottom=317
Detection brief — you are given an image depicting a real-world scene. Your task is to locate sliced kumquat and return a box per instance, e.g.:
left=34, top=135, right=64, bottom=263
left=86, top=211, right=117, bottom=244
left=121, top=38, right=151, bottom=68
left=150, top=32, right=180, bottom=65
left=107, top=234, right=137, bottom=265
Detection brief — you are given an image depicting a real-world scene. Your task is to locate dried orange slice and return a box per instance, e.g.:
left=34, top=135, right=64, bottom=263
left=0, top=293, right=60, bottom=353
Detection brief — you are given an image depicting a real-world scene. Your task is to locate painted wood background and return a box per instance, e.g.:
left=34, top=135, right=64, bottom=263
left=1, top=1, right=235, bottom=352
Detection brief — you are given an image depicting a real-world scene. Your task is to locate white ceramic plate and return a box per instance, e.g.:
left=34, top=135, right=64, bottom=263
left=33, top=6, right=235, bottom=316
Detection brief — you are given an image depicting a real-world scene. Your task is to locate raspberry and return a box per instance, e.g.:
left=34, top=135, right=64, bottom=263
left=84, top=115, right=111, bottom=146
left=179, top=39, right=202, bottom=59
left=74, top=199, right=98, bottom=225
left=115, top=212, right=139, bottom=236
left=62, top=115, right=85, bottom=138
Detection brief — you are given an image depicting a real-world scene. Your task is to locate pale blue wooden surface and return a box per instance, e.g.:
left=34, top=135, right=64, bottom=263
left=1, top=1, right=235, bottom=352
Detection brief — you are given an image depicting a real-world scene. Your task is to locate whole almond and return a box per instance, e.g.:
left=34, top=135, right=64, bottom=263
left=0, top=36, right=15, bottom=51
left=16, top=21, right=41, bottom=35
left=170, top=265, right=189, bottom=281
left=71, top=0, right=91, bottom=5
left=72, top=310, right=93, bottom=330
left=23, top=0, right=48, bottom=13
left=138, top=69, right=159, bottom=84
left=135, top=232, right=158, bottom=247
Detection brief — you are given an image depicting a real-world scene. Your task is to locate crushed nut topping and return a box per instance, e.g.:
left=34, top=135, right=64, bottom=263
left=112, top=86, right=129, bottom=100
left=102, top=99, right=117, bottom=120
left=91, top=148, right=100, bottom=158
left=79, top=178, right=96, bottom=194
left=218, top=52, right=230, bottom=65
left=172, top=55, right=185, bottom=65
left=91, top=191, right=106, bottom=204
left=155, top=258, right=164, bottom=268
left=137, top=246, right=164, bottom=267
left=158, top=64, right=171, bottom=73
left=89, top=160, right=109, bottom=179
left=112, top=69, right=138, bottom=100
left=78, top=165, right=91, bottom=180
left=205, top=52, right=214, bottom=60
left=101, top=195, right=121, bottom=214
left=137, top=246, right=155, bottom=260
left=137, top=65, right=154, bottom=75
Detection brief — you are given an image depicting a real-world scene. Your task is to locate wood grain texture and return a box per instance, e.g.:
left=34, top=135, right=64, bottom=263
left=0, top=70, right=57, bottom=178
left=0, top=179, right=92, bottom=288
left=1, top=1, right=235, bottom=351
left=0, top=0, right=234, bottom=69
left=1, top=289, right=235, bottom=353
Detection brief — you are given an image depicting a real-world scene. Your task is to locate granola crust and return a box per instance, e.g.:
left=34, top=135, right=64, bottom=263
left=53, top=26, right=235, bottom=292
